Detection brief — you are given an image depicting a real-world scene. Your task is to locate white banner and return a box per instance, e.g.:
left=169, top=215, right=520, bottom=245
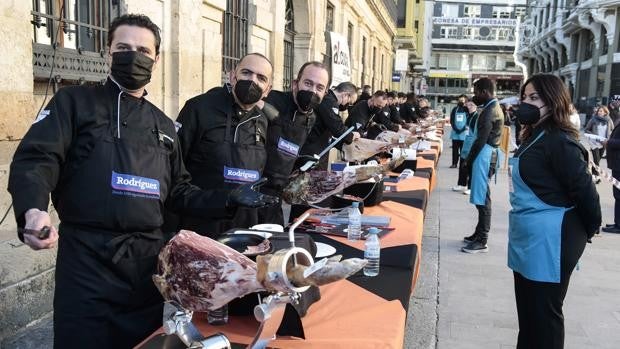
left=395, top=49, right=409, bottom=72
left=432, top=17, right=517, bottom=27
left=329, top=32, right=352, bottom=87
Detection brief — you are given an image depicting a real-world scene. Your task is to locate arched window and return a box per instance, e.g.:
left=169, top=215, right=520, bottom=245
left=283, top=0, right=295, bottom=91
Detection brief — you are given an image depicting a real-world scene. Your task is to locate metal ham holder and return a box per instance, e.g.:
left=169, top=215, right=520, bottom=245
left=158, top=213, right=314, bottom=349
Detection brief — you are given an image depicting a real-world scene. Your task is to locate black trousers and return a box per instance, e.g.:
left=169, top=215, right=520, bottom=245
left=474, top=185, right=491, bottom=242
left=513, top=209, right=586, bottom=349
left=451, top=140, right=464, bottom=166
left=54, top=224, right=166, bottom=349
left=591, top=148, right=604, bottom=176
left=457, top=158, right=469, bottom=187
left=613, top=169, right=620, bottom=225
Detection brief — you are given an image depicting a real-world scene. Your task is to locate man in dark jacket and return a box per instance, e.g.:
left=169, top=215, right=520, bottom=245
left=387, top=91, right=406, bottom=126
left=7, top=14, right=275, bottom=349
left=300, top=81, right=360, bottom=170
left=602, top=122, right=620, bottom=233
left=260, top=61, right=330, bottom=225
left=172, top=53, right=278, bottom=237
left=462, top=78, right=504, bottom=253
left=358, top=84, right=372, bottom=102
left=346, top=90, right=398, bottom=139
left=401, top=92, right=418, bottom=123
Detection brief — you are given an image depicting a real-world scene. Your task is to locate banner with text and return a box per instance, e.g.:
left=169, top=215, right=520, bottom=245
left=329, top=32, right=352, bottom=87
left=432, top=17, right=517, bottom=27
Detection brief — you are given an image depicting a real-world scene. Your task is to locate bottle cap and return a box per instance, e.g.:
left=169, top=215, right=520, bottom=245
left=368, top=227, right=380, bottom=234
left=352, top=202, right=359, bottom=208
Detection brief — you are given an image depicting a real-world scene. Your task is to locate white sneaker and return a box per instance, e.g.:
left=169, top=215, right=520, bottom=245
left=463, top=189, right=471, bottom=195
left=452, top=185, right=465, bottom=192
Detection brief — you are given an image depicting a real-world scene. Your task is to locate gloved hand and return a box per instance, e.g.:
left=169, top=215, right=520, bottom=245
left=227, top=178, right=279, bottom=208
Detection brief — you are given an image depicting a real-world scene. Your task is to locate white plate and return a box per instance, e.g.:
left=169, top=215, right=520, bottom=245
left=314, top=242, right=337, bottom=258
left=250, top=223, right=284, bottom=233
left=232, top=230, right=273, bottom=239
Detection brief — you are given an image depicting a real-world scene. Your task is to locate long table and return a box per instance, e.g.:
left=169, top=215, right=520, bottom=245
left=136, top=176, right=430, bottom=349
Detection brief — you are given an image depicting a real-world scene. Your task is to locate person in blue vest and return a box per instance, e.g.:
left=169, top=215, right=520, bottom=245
left=449, top=94, right=469, bottom=168
left=461, top=78, right=504, bottom=253
left=453, top=101, right=478, bottom=195
left=508, top=74, right=601, bottom=348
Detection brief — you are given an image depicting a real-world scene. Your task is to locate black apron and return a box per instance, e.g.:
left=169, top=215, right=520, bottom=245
left=180, top=108, right=267, bottom=236
left=260, top=110, right=314, bottom=225
left=53, top=95, right=172, bottom=349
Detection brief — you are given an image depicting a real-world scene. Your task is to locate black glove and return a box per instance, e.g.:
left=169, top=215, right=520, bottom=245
left=227, top=178, right=279, bottom=208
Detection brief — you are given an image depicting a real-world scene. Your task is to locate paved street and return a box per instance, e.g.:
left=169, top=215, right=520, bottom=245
left=407, top=130, right=620, bottom=348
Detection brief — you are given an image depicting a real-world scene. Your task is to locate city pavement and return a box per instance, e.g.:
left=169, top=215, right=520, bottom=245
left=406, top=129, right=620, bottom=349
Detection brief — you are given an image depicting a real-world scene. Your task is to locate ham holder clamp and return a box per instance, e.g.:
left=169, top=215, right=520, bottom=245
left=148, top=213, right=366, bottom=349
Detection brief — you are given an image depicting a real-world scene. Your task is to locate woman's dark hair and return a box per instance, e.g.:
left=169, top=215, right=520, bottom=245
left=107, top=14, right=162, bottom=55
left=519, top=74, right=578, bottom=141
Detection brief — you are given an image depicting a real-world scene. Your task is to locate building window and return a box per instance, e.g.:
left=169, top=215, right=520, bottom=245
left=440, top=26, right=458, bottom=39
left=464, top=5, right=481, bottom=18
left=584, top=30, right=594, bottom=60
left=463, top=27, right=479, bottom=39
left=283, top=0, right=295, bottom=91
left=601, top=26, right=609, bottom=55
left=31, top=0, right=119, bottom=82
left=414, top=20, right=419, bottom=32
left=347, top=22, right=354, bottom=49
left=492, top=6, right=512, bottom=19
left=514, top=7, right=526, bottom=18
left=222, top=0, right=249, bottom=83
left=325, top=2, right=334, bottom=32
left=496, top=28, right=513, bottom=41
left=362, top=36, right=367, bottom=85
left=441, top=3, right=458, bottom=17
left=372, top=46, right=377, bottom=76
left=397, top=0, right=406, bottom=27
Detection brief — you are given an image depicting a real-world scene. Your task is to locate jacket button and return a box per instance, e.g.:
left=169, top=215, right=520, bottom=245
left=122, top=121, right=127, bottom=127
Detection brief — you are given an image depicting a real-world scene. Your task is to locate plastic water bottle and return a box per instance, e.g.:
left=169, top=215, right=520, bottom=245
left=207, top=304, right=228, bottom=325
left=364, top=227, right=381, bottom=276
left=347, top=202, right=362, bottom=240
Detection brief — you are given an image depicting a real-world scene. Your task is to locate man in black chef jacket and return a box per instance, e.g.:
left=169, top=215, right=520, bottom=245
left=172, top=53, right=278, bottom=237
left=7, top=14, right=275, bottom=349
left=346, top=90, right=397, bottom=139
left=386, top=91, right=406, bottom=126
left=299, top=81, right=361, bottom=171
left=259, top=61, right=330, bottom=225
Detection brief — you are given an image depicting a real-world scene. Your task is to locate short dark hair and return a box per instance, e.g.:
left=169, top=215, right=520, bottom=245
left=473, top=78, right=495, bottom=95
left=386, top=91, right=397, bottom=98
left=334, top=81, right=357, bottom=95
left=406, top=92, right=417, bottom=103
left=458, top=94, right=468, bottom=99
left=373, top=90, right=387, bottom=98
left=236, top=52, right=274, bottom=79
left=296, top=61, right=329, bottom=85
left=397, top=92, right=406, bottom=98
left=108, top=14, right=162, bottom=55
left=363, top=85, right=372, bottom=90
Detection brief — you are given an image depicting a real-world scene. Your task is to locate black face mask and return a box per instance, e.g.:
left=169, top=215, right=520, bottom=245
left=514, top=102, right=545, bottom=125
left=296, top=90, right=321, bottom=112
left=234, top=79, right=263, bottom=105
left=110, top=51, right=154, bottom=90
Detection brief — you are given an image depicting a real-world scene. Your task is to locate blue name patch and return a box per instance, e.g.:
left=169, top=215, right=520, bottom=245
left=277, top=137, right=300, bottom=157
left=223, top=166, right=260, bottom=183
left=111, top=171, right=160, bottom=199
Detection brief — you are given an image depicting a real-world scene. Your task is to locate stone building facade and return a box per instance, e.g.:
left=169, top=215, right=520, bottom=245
left=516, top=0, right=620, bottom=110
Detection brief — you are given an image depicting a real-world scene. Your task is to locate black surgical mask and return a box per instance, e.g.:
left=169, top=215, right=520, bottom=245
left=514, top=102, right=545, bottom=125
left=296, top=90, right=321, bottom=112
left=110, top=51, right=154, bottom=90
left=234, top=79, right=263, bottom=105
